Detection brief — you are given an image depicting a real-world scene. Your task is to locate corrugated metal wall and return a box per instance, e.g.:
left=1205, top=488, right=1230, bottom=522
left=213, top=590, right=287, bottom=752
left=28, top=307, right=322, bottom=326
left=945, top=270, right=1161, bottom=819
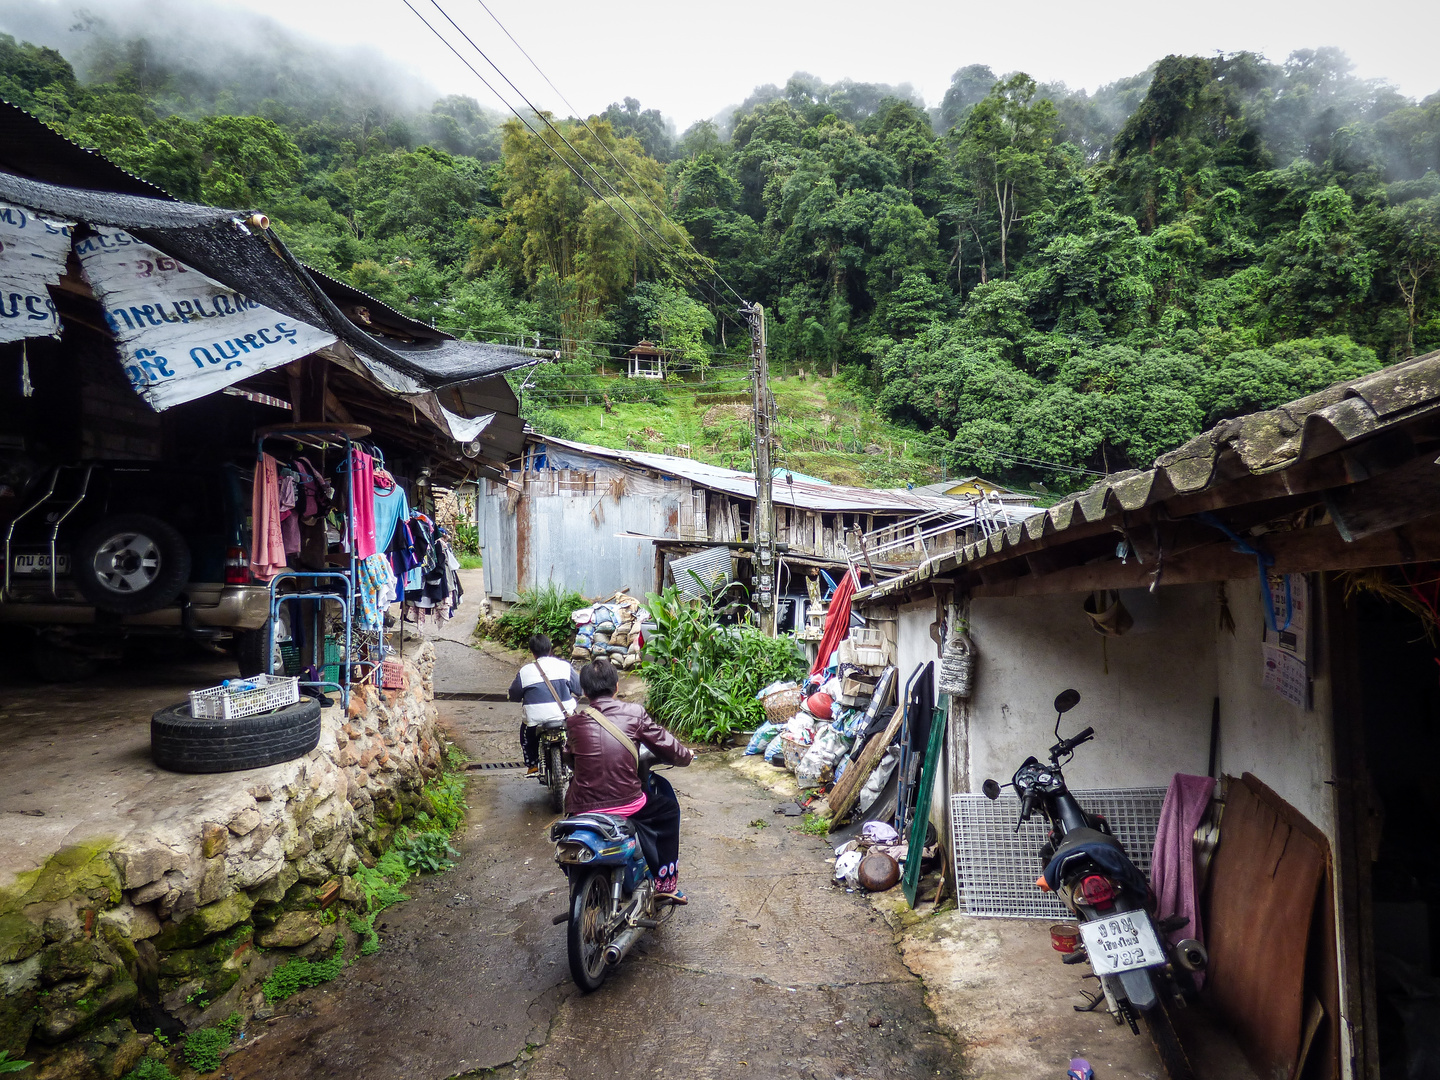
left=478, top=456, right=686, bottom=602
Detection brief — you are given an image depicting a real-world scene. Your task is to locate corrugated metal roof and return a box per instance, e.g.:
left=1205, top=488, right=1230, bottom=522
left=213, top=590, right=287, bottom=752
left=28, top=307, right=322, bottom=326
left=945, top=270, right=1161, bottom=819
left=668, top=547, right=735, bottom=596
left=536, top=435, right=990, bottom=515
left=860, top=349, right=1440, bottom=600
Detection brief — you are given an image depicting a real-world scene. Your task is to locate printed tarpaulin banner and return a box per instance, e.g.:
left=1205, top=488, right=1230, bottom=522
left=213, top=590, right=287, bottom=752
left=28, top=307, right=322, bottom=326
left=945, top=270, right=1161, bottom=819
left=0, top=201, right=73, bottom=343
left=77, top=227, right=336, bottom=411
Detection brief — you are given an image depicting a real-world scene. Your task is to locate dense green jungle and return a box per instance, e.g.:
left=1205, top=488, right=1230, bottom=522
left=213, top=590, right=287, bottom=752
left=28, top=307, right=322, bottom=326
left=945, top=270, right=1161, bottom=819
left=3, top=20, right=1438, bottom=491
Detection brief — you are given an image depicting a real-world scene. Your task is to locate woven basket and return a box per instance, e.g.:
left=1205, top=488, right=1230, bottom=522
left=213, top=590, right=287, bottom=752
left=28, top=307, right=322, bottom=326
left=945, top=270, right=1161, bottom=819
left=780, top=734, right=809, bottom=771
left=938, top=632, right=976, bottom=698
left=762, top=686, right=803, bottom=724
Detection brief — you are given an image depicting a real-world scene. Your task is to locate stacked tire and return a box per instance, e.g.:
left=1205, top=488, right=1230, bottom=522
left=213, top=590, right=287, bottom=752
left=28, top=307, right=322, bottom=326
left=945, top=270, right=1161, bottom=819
left=151, top=697, right=321, bottom=773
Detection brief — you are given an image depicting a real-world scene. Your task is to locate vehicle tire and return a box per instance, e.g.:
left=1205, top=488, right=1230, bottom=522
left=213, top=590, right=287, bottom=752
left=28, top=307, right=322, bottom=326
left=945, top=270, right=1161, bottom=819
left=151, top=697, right=321, bottom=774
left=547, top=745, right=567, bottom=813
left=1142, top=1000, right=1196, bottom=1080
left=73, top=514, right=191, bottom=615
left=567, top=868, right=612, bottom=992
left=234, top=622, right=279, bottom=677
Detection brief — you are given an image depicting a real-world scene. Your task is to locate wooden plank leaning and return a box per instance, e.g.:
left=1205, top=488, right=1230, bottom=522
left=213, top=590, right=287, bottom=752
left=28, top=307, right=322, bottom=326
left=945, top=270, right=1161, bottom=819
left=827, top=704, right=907, bottom=830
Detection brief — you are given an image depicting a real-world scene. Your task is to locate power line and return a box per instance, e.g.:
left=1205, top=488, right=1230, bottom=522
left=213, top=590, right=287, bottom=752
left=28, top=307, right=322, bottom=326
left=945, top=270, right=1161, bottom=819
left=400, top=0, right=663, bottom=262
left=421, top=0, right=733, bottom=315
left=466, top=0, right=750, bottom=311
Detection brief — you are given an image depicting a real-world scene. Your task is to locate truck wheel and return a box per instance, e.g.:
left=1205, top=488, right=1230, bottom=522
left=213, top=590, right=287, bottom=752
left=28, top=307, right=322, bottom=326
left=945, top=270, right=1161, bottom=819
left=234, top=621, right=279, bottom=677
left=73, top=514, right=191, bottom=615
left=151, top=697, right=321, bottom=774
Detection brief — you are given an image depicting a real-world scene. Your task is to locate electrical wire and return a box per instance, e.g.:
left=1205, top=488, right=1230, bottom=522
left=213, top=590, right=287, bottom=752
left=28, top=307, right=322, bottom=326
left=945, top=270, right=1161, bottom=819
left=465, top=0, right=750, bottom=310
left=399, top=0, right=662, bottom=260
left=421, top=0, right=735, bottom=315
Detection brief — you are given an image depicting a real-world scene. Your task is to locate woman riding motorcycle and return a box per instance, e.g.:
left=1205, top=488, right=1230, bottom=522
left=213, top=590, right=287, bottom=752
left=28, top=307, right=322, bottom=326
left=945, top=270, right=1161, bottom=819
left=565, top=658, right=693, bottom=904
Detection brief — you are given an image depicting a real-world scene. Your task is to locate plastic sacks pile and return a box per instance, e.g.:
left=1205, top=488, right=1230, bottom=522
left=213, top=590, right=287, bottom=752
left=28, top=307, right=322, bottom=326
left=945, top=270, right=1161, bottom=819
left=747, top=674, right=871, bottom=789
left=570, top=593, right=657, bottom=671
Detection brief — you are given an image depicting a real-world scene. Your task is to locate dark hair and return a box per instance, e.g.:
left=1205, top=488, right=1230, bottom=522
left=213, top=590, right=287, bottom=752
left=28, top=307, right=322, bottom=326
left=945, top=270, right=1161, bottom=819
left=580, top=659, right=619, bottom=699
left=529, top=633, right=553, bottom=658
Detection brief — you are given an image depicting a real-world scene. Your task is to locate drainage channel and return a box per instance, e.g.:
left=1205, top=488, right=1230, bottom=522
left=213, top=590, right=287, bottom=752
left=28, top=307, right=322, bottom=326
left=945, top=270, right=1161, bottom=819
left=466, top=761, right=527, bottom=771
left=435, top=691, right=509, bottom=701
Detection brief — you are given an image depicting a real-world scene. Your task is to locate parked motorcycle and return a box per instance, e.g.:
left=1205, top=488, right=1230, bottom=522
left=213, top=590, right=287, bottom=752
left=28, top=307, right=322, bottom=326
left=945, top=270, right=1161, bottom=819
left=535, top=718, right=571, bottom=812
left=982, top=689, right=1207, bottom=1080
left=549, top=747, right=675, bottom=991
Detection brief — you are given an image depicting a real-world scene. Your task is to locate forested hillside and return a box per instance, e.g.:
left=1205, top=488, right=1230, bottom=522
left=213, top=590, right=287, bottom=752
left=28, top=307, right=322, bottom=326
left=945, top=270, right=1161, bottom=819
left=3, top=22, right=1439, bottom=490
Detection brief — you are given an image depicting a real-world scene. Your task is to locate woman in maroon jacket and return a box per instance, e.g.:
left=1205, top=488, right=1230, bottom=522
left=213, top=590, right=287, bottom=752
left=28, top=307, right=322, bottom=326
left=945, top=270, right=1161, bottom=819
left=567, top=659, right=694, bottom=903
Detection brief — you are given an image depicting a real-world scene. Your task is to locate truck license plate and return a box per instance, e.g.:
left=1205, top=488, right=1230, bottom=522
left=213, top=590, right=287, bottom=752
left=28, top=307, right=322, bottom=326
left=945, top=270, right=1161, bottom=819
left=1078, top=911, right=1168, bottom=974
left=12, top=553, right=69, bottom=575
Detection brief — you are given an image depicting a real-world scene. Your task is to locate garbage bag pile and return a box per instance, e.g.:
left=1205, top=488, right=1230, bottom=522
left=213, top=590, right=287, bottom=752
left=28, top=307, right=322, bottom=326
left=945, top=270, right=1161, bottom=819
left=747, top=629, right=895, bottom=798
left=570, top=592, right=656, bottom=671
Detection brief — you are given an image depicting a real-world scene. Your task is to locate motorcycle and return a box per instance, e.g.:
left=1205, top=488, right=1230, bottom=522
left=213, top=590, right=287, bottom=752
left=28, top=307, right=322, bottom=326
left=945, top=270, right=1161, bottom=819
left=548, top=747, right=675, bottom=991
left=535, top=718, right=571, bottom=812
left=982, top=689, right=1207, bottom=1080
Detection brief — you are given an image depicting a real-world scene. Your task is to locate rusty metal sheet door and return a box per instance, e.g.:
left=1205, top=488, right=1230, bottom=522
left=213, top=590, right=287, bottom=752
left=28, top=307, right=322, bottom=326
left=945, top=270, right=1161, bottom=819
left=1203, top=773, right=1338, bottom=1080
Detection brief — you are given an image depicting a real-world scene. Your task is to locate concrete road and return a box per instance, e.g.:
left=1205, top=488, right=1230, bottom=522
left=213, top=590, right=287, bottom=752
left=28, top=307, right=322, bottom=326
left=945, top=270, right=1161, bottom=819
left=227, top=632, right=959, bottom=1080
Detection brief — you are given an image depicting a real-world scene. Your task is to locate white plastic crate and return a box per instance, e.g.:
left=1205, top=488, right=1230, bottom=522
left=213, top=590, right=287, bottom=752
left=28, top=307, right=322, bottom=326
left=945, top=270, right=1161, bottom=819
left=189, top=674, right=300, bottom=720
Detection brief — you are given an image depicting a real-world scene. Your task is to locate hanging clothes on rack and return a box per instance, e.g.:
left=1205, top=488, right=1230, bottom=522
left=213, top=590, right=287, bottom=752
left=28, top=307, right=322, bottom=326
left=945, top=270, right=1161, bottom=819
left=373, top=477, right=410, bottom=553
left=250, top=453, right=288, bottom=582
left=278, top=467, right=302, bottom=555
left=356, top=551, right=397, bottom=631
left=349, top=449, right=378, bottom=558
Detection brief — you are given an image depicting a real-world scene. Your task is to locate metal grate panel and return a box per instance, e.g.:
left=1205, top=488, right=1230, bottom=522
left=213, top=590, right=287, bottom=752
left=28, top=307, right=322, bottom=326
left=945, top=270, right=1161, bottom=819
left=951, top=787, right=1166, bottom=919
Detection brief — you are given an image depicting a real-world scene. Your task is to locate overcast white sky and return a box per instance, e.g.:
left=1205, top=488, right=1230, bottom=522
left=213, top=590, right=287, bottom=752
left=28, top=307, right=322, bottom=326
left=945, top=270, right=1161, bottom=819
left=35, top=0, right=1440, bottom=126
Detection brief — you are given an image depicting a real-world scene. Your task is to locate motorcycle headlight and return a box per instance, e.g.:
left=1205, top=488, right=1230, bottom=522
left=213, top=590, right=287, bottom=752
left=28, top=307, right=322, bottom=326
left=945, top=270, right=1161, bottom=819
left=554, top=841, right=594, bottom=864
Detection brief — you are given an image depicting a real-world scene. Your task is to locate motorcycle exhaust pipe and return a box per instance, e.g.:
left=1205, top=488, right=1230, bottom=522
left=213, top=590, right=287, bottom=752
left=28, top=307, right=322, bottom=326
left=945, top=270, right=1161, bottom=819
left=1173, top=938, right=1208, bottom=972
left=603, top=925, right=646, bottom=966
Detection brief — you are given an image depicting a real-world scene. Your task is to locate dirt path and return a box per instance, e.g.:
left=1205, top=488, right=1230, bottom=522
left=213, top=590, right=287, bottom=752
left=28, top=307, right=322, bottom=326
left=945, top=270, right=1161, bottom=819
left=225, top=627, right=959, bottom=1079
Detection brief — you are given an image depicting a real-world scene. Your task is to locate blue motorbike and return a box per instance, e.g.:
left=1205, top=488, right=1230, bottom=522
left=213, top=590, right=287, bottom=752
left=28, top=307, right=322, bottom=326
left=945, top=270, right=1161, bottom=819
left=549, top=748, right=676, bottom=991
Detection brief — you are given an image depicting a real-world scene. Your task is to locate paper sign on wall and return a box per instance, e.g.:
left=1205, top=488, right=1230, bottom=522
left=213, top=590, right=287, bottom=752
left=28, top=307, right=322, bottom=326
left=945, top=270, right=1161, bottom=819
left=1261, top=572, right=1309, bottom=708
left=0, top=201, right=73, bottom=343
left=76, top=227, right=336, bottom=411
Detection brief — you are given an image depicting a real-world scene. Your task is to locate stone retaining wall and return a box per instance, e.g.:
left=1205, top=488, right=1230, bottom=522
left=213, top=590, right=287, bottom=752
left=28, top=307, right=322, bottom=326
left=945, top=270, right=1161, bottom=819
left=0, top=642, right=445, bottom=1079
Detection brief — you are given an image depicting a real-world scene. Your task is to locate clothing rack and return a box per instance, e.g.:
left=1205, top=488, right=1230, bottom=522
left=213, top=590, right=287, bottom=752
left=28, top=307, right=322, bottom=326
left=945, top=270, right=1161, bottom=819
left=255, top=423, right=370, bottom=708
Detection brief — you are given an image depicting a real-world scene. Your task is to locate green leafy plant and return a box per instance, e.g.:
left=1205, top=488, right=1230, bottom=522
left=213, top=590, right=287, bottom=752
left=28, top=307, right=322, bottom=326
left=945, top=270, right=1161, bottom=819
left=119, top=1058, right=175, bottom=1080
left=182, top=1013, right=242, bottom=1074
left=261, top=939, right=346, bottom=1003
left=640, top=586, right=807, bottom=742
left=422, top=772, right=469, bottom=834
left=348, top=912, right=382, bottom=956
left=0, top=1051, right=32, bottom=1074
left=392, top=830, right=459, bottom=875
left=748, top=819, right=768, bottom=829
left=479, top=583, right=586, bottom=653
left=798, top=813, right=832, bottom=836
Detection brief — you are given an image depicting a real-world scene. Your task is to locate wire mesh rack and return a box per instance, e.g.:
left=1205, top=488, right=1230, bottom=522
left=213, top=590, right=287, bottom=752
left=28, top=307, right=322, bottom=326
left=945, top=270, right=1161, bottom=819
left=950, top=787, right=1167, bottom=919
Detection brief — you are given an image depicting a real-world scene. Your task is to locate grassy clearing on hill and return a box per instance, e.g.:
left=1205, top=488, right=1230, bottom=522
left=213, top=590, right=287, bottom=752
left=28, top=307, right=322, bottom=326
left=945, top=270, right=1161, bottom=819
left=528, top=372, right=943, bottom=489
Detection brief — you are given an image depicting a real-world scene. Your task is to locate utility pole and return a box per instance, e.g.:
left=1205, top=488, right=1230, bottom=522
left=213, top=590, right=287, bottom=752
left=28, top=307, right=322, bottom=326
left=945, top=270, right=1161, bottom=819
left=746, top=302, right=776, bottom=635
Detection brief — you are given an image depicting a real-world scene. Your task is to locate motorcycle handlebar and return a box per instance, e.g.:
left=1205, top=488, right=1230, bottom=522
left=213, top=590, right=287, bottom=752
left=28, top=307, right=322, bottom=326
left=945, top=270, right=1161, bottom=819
left=1018, top=790, right=1038, bottom=827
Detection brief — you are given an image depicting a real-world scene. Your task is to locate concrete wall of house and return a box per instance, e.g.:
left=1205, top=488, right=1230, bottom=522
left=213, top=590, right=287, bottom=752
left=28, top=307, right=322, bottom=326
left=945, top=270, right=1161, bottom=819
left=962, top=584, right=1221, bottom=792
left=1213, top=576, right=1336, bottom=841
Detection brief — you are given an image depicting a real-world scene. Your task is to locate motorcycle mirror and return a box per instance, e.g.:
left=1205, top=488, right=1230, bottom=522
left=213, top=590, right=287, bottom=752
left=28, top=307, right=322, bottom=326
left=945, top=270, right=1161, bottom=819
left=981, top=778, right=1002, bottom=801
left=1053, top=688, right=1081, bottom=714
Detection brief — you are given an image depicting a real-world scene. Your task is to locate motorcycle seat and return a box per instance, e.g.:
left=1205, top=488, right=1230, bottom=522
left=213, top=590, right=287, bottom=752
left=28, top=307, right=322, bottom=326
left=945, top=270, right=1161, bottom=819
left=1043, top=828, right=1149, bottom=897
left=537, top=717, right=567, bottom=731
left=549, top=813, right=636, bottom=842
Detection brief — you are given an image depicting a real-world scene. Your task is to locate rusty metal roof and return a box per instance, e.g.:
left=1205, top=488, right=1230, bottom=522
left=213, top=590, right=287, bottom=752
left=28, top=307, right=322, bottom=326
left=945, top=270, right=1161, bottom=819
left=860, top=349, right=1440, bottom=600
left=536, top=435, right=1003, bottom=516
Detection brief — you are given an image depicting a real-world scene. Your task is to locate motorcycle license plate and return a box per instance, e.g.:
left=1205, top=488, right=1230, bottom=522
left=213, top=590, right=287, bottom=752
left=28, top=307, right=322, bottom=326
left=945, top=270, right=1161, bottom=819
left=12, top=553, right=69, bottom=575
left=1078, top=911, right=1167, bottom=974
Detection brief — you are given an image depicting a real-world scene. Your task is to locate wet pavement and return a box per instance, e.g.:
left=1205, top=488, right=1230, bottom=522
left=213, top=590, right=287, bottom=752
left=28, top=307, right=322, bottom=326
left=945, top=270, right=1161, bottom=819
left=224, top=612, right=960, bottom=1080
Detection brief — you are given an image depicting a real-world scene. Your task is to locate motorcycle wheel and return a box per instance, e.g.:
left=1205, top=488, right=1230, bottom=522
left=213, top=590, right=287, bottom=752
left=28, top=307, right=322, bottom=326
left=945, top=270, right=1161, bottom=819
left=567, top=868, right=611, bottom=992
left=1142, top=1000, right=1196, bottom=1080
left=547, top=744, right=567, bottom=813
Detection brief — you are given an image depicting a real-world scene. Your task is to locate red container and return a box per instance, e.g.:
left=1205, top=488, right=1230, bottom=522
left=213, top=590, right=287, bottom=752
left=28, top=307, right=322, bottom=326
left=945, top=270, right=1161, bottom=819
left=1050, top=923, right=1081, bottom=954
